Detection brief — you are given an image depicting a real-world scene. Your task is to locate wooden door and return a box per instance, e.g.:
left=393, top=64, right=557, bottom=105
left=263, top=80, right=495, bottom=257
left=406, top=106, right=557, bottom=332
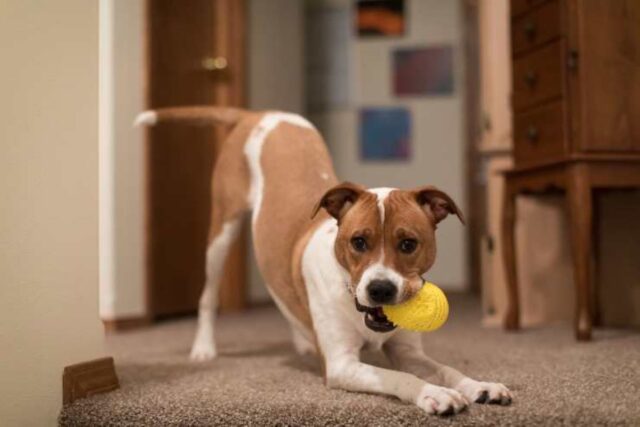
left=145, top=0, right=246, bottom=317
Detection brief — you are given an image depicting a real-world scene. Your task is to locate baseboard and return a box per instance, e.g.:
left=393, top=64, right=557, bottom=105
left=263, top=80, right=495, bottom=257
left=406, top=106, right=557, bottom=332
left=248, top=299, right=276, bottom=309
left=102, top=315, right=151, bottom=333
left=102, top=305, right=276, bottom=332
left=63, top=357, right=119, bottom=404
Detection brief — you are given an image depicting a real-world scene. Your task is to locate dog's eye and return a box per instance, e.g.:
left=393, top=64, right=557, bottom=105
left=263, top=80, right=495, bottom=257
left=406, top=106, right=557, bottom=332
left=398, top=238, right=418, bottom=254
left=351, top=237, right=368, bottom=252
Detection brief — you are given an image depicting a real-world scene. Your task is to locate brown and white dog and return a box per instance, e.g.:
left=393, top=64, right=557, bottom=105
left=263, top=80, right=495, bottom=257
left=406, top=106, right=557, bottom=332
left=136, top=107, right=512, bottom=415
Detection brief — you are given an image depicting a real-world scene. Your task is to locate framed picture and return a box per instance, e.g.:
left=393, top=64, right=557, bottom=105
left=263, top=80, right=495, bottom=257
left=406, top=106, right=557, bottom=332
left=393, top=46, right=454, bottom=96
left=355, top=0, right=405, bottom=37
left=360, top=107, right=411, bottom=161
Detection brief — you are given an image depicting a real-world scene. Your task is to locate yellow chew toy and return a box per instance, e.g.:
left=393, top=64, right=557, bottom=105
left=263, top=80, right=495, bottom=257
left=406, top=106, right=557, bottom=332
left=383, top=282, right=449, bottom=332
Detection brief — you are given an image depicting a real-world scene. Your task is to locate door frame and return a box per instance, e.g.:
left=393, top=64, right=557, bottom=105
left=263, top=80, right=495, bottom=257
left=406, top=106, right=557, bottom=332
left=142, top=0, right=248, bottom=319
left=463, top=0, right=482, bottom=294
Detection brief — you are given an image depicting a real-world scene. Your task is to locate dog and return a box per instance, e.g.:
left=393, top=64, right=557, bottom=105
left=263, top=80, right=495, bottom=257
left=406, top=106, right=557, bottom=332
left=136, top=107, right=512, bottom=415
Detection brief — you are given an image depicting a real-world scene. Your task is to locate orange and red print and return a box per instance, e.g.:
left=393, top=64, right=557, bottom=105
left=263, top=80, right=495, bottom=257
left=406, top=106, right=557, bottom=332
left=356, top=0, right=405, bottom=37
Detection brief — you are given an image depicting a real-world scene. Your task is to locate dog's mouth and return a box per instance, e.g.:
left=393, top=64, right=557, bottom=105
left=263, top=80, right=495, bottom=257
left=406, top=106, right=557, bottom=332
left=355, top=299, right=397, bottom=333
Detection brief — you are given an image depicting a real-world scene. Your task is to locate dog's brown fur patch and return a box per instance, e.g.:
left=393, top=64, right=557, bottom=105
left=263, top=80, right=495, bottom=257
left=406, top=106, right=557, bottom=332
left=252, top=121, right=338, bottom=333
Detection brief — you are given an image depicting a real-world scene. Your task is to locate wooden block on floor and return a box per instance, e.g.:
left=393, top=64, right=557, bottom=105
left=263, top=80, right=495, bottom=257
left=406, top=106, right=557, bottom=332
left=63, top=357, right=119, bottom=404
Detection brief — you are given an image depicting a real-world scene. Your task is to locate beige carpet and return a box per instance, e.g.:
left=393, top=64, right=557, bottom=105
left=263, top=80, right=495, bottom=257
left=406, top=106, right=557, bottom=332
left=60, top=295, right=640, bottom=426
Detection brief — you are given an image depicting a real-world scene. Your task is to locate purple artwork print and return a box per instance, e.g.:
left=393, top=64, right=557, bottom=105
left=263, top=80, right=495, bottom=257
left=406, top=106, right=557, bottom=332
left=393, top=46, right=454, bottom=96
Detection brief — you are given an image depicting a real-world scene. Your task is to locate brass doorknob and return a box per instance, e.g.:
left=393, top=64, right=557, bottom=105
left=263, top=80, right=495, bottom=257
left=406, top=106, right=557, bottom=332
left=201, top=56, right=228, bottom=71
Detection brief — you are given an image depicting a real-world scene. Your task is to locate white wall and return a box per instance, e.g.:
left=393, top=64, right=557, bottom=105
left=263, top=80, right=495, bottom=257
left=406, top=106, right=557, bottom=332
left=99, top=0, right=146, bottom=319
left=311, top=0, right=468, bottom=290
left=0, top=1, right=105, bottom=424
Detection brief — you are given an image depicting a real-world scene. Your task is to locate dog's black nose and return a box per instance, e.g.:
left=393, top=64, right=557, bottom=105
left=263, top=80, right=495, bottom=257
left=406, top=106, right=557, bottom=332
left=367, top=280, right=397, bottom=304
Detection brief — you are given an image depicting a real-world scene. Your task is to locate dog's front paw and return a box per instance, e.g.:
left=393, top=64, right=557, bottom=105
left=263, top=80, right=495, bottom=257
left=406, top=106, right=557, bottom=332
left=189, top=340, right=217, bottom=362
left=455, top=378, right=513, bottom=405
left=415, top=384, right=469, bottom=416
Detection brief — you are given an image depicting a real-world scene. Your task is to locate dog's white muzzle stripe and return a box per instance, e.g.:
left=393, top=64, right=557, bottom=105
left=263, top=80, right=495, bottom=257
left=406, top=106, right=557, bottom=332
left=355, top=263, right=404, bottom=306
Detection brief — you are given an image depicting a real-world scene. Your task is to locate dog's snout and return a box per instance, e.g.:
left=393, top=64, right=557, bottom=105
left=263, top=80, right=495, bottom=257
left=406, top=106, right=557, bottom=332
left=367, top=279, right=397, bottom=304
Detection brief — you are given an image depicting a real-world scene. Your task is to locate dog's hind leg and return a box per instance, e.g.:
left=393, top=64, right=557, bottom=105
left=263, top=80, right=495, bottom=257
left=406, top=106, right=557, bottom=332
left=190, top=208, right=246, bottom=361
left=188, top=115, right=254, bottom=362
left=190, top=212, right=242, bottom=361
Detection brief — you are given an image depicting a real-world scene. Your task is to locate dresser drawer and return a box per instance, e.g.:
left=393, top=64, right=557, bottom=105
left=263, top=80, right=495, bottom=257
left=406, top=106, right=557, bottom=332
left=514, top=101, right=566, bottom=166
left=513, top=41, right=564, bottom=112
left=511, top=0, right=548, bottom=18
left=512, top=0, right=562, bottom=54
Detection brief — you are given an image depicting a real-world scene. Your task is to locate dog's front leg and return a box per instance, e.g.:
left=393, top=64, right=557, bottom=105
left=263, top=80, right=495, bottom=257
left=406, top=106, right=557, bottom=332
left=383, top=330, right=513, bottom=405
left=318, top=326, right=468, bottom=415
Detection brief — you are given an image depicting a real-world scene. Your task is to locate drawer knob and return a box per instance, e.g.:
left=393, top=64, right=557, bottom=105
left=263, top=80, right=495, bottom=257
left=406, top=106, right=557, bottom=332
left=524, top=21, right=537, bottom=40
left=525, top=71, right=538, bottom=87
left=526, top=126, right=540, bottom=143
left=567, top=49, right=579, bottom=70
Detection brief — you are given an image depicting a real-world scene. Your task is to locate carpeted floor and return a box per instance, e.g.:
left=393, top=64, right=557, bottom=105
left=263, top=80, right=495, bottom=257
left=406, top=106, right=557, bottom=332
left=60, top=295, right=640, bottom=426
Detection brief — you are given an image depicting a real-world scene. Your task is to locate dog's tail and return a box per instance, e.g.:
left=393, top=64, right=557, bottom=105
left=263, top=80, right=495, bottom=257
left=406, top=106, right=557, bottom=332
left=134, top=106, right=248, bottom=128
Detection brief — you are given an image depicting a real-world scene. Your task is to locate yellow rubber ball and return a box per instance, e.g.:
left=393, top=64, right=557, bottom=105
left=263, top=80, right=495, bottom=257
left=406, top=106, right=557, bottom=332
left=383, top=282, right=449, bottom=332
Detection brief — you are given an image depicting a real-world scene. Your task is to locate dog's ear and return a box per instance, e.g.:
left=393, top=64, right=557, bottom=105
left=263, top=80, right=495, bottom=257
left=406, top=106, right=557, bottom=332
left=412, top=186, right=465, bottom=225
left=311, top=182, right=365, bottom=221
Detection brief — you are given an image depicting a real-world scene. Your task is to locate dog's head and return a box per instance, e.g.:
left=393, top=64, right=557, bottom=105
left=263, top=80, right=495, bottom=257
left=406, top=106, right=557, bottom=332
left=312, top=182, right=464, bottom=333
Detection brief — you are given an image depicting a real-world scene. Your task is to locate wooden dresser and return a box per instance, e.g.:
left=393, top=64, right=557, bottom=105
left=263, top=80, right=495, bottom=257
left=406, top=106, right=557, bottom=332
left=502, top=0, right=640, bottom=340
